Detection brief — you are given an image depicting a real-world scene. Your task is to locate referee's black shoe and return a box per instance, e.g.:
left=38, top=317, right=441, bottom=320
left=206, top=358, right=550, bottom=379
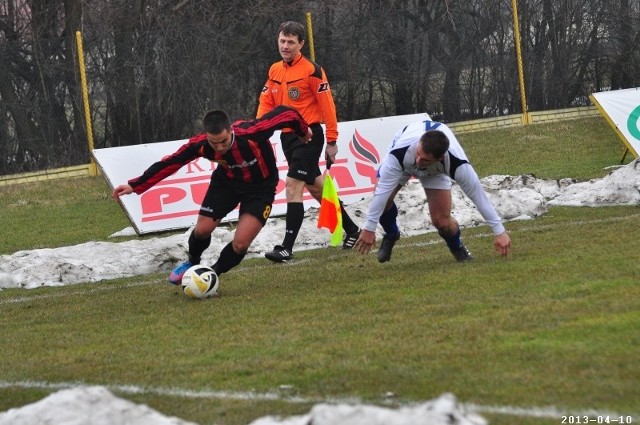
left=265, top=245, right=293, bottom=262
left=342, top=228, right=361, bottom=250
left=377, top=233, right=400, bottom=263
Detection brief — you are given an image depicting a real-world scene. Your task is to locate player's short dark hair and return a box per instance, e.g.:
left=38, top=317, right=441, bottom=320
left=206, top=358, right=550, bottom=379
left=202, top=110, right=231, bottom=134
left=419, top=130, right=450, bottom=158
left=278, top=21, right=305, bottom=42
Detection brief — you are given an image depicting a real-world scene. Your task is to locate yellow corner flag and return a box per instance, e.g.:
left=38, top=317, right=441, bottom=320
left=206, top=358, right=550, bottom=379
left=317, top=174, right=343, bottom=246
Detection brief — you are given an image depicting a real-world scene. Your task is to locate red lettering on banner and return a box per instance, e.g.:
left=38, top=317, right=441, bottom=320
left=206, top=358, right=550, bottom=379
left=355, top=161, right=378, bottom=184
left=186, top=159, right=206, bottom=173
left=140, top=187, right=187, bottom=214
left=271, top=141, right=281, bottom=162
left=190, top=182, right=209, bottom=204
left=275, top=178, right=286, bottom=195
left=329, top=165, right=356, bottom=188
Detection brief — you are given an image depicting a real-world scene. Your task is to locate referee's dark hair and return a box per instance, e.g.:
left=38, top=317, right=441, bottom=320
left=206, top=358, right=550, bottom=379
left=202, top=110, right=231, bottom=134
left=278, top=21, right=305, bottom=42
left=420, top=130, right=450, bottom=158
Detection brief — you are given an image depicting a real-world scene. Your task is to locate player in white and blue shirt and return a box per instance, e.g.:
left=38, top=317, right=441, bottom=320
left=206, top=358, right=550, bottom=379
left=354, top=119, right=511, bottom=263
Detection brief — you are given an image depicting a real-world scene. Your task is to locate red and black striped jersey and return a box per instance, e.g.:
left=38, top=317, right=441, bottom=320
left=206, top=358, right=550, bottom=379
left=128, top=106, right=308, bottom=194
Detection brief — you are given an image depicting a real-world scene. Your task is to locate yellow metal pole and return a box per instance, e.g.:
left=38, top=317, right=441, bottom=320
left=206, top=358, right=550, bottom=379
left=75, top=31, right=97, bottom=175
left=305, top=12, right=316, bottom=62
left=511, top=0, right=530, bottom=125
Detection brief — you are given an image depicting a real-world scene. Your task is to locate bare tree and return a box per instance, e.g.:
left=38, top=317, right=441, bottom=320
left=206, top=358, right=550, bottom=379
left=1, top=0, right=638, bottom=174
left=0, top=0, right=85, bottom=174
left=609, top=0, right=640, bottom=89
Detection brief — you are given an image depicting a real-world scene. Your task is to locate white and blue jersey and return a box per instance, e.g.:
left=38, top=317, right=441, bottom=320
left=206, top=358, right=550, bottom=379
left=363, top=120, right=506, bottom=235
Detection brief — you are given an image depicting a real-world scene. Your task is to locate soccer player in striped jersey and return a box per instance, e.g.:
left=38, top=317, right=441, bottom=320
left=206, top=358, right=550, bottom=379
left=112, top=106, right=312, bottom=285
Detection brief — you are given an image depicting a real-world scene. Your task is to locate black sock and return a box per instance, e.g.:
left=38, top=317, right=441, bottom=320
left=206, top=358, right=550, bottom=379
left=379, top=202, right=400, bottom=238
left=438, top=228, right=462, bottom=252
left=213, top=242, right=246, bottom=275
left=188, top=230, right=211, bottom=264
left=339, top=200, right=359, bottom=234
left=282, top=202, right=304, bottom=251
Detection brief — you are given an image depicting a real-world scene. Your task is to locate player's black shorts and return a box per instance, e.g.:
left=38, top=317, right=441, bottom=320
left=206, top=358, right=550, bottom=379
left=281, top=123, right=324, bottom=185
left=199, top=177, right=275, bottom=225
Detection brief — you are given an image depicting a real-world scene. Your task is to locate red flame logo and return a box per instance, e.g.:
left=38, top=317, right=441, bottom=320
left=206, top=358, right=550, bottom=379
left=349, top=129, right=380, bottom=184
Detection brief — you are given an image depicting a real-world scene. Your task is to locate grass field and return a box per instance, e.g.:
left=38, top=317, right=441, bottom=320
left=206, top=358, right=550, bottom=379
left=0, top=117, right=638, bottom=425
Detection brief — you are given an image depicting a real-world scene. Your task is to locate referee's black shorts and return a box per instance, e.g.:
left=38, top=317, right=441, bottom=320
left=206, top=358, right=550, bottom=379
left=280, top=123, right=324, bottom=185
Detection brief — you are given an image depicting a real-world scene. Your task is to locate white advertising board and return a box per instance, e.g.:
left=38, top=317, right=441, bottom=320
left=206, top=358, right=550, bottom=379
left=93, top=113, right=431, bottom=234
left=591, top=87, right=640, bottom=158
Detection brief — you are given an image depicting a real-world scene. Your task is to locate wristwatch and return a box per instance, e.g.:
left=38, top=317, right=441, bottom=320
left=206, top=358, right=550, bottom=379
left=327, top=141, right=337, bottom=146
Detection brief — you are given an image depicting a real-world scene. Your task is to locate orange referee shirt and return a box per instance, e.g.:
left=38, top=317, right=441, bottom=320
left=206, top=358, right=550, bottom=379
left=257, top=52, right=338, bottom=142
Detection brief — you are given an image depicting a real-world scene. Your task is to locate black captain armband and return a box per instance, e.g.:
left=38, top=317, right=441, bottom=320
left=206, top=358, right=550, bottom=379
left=327, top=141, right=337, bottom=146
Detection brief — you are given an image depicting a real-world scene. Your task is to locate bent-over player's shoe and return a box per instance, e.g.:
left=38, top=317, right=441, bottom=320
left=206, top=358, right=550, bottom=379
left=451, top=244, right=474, bottom=262
left=342, top=228, right=361, bottom=250
left=264, top=245, right=293, bottom=263
left=168, top=260, right=193, bottom=285
left=377, top=233, right=400, bottom=263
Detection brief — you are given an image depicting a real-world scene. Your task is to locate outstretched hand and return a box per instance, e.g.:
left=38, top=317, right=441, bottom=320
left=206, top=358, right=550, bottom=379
left=353, top=229, right=376, bottom=255
left=494, top=232, right=511, bottom=257
left=112, top=184, right=133, bottom=200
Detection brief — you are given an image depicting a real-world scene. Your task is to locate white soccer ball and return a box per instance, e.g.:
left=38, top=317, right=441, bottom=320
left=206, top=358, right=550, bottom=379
left=181, top=265, right=219, bottom=299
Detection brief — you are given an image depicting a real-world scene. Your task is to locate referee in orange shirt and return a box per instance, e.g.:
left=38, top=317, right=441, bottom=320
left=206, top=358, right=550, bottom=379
left=258, top=21, right=360, bottom=262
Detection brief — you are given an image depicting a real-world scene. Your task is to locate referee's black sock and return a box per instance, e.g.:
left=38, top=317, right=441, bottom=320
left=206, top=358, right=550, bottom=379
left=339, top=200, right=360, bottom=234
left=282, top=202, right=304, bottom=251
left=213, top=242, right=246, bottom=275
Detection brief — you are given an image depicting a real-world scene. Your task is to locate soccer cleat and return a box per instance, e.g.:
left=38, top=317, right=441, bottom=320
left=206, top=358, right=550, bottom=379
left=264, top=245, right=293, bottom=262
left=342, top=229, right=361, bottom=250
left=168, top=260, right=193, bottom=285
left=451, top=244, right=474, bottom=262
left=377, top=233, right=400, bottom=263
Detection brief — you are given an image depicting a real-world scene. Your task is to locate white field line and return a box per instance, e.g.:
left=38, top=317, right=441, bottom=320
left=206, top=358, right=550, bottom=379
left=0, top=380, right=636, bottom=420
left=0, top=281, right=150, bottom=305
left=1, top=212, right=638, bottom=306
